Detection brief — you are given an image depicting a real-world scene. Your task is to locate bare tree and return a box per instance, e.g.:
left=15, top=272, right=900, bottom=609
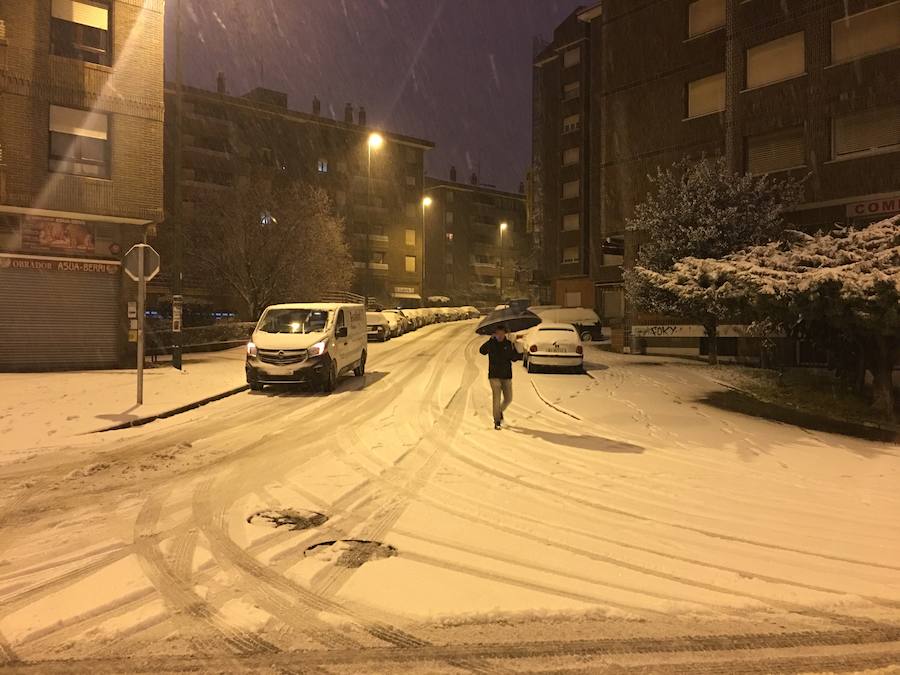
left=185, top=176, right=353, bottom=319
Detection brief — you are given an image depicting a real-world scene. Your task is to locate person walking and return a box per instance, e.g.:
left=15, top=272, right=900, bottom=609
left=479, top=324, right=522, bottom=429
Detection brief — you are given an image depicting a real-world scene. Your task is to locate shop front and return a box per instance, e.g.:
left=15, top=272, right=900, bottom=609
left=0, top=210, right=144, bottom=370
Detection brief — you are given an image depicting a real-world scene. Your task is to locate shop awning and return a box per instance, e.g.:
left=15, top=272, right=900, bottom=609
left=391, top=292, right=422, bottom=300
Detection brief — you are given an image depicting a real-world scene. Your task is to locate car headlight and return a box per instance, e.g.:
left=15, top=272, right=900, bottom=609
left=246, top=341, right=258, bottom=357
left=308, top=340, right=328, bottom=357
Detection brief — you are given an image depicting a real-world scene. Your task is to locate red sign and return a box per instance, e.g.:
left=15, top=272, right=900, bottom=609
left=846, top=194, right=900, bottom=218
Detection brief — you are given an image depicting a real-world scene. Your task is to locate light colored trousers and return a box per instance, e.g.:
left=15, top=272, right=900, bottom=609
left=489, top=378, right=513, bottom=423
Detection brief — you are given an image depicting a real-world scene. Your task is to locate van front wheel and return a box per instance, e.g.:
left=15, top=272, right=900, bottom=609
left=322, top=362, right=337, bottom=393
left=354, top=352, right=367, bottom=377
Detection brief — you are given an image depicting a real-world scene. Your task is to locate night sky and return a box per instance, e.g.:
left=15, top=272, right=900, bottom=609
left=164, top=0, right=585, bottom=192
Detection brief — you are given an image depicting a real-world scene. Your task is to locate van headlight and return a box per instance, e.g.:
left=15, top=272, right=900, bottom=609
left=246, top=341, right=258, bottom=357
left=308, top=340, right=328, bottom=357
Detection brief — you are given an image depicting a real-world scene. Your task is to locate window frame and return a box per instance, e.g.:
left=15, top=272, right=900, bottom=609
left=687, top=0, right=725, bottom=39
left=50, top=0, right=112, bottom=67
left=562, top=114, right=581, bottom=134
left=685, top=71, right=725, bottom=119
left=562, top=213, right=580, bottom=231
left=562, top=147, right=580, bottom=166
left=831, top=105, right=900, bottom=160
left=562, top=180, right=580, bottom=200
left=563, top=46, right=581, bottom=68
left=404, top=255, right=416, bottom=273
left=830, top=1, right=900, bottom=65
left=561, top=247, right=580, bottom=265
left=48, top=104, right=111, bottom=179
left=745, top=126, right=806, bottom=175
left=745, top=31, right=806, bottom=91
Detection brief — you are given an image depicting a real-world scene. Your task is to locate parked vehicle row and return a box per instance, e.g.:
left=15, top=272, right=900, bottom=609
left=366, top=306, right=480, bottom=342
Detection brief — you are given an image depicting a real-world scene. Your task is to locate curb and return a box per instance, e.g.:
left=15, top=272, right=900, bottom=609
left=95, top=384, right=250, bottom=433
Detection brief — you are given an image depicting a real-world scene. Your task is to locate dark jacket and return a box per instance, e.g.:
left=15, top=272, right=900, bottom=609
left=479, top=337, right=521, bottom=379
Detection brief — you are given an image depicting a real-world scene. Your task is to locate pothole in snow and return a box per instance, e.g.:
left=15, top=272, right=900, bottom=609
left=304, top=539, right=397, bottom=568
left=247, top=509, right=328, bottom=531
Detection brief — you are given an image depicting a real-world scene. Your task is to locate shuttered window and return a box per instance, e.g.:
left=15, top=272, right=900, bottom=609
left=563, top=114, right=581, bottom=133
left=562, top=180, right=580, bottom=199
left=49, top=105, right=110, bottom=178
left=833, top=106, right=900, bottom=158
left=563, top=47, right=581, bottom=68
left=51, top=0, right=110, bottom=65
left=688, top=0, right=725, bottom=37
left=746, top=127, right=805, bottom=174
left=687, top=72, right=725, bottom=118
left=832, top=2, right=900, bottom=64
left=746, top=32, right=805, bottom=89
left=562, top=147, right=580, bottom=165
left=405, top=256, right=416, bottom=273
left=405, top=229, right=416, bottom=246
left=562, top=247, right=580, bottom=264
left=563, top=82, right=580, bottom=100
left=562, top=213, right=580, bottom=231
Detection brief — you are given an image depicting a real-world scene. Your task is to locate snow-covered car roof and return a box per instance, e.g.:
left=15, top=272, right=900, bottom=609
left=533, top=322, right=579, bottom=332
left=263, top=302, right=359, bottom=311
left=530, top=307, right=600, bottom=325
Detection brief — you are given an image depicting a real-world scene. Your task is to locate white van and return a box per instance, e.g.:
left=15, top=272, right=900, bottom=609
left=246, top=303, right=366, bottom=393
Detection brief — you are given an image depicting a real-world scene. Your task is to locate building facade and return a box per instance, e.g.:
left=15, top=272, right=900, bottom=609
left=424, top=170, right=529, bottom=306
left=0, top=0, right=164, bottom=370
left=535, top=0, right=899, bottom=353
left=162, top=82, right=434, bottom=318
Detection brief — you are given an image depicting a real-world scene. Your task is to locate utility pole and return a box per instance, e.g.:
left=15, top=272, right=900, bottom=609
left=171, top=0, right=184, bottom=369
left=365, top=144, right=372, bottom=310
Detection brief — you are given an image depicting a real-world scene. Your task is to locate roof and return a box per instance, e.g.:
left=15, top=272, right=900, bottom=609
left=164, top=83, right=435, bottom=150
left=536, top=323, right=579, bottom=330
left=263, top=303, right=361, bottom=311
left=577, top=2, right=603, bottom=22
left=424, top=177, right=525, bottom=200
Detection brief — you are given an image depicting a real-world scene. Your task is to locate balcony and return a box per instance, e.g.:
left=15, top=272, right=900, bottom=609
left=471, top=260, right=499, bottom=272
left=353, top=262, right=389, bottom=274
left=352, top=233, right=389, bottom=247
left=594, top=264, right=623, bottom=285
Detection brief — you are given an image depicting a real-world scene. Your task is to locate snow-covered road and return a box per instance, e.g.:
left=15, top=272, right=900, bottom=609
left=0, top=321, right=898, bottom=673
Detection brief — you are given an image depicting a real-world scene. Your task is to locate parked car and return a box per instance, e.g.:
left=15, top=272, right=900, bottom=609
left=520, top=322, right=584, bottom=373
left=246, top=303, right=367, bottom=392
left=529, top=306, right=605, bottom=342
left=383, top=311, right=402, bottom=337
left=383, top=309, right=411, bottom=334
left=462, top=306, right=481, bottom=319
left=366, top=311, right=391, bottom=342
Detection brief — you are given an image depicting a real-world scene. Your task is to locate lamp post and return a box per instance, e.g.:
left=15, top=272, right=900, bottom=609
left=365, top=132, right=384, bottom=309
left=171, top=0, right=185, bottom=369
left=499, top=221, right=508, bottom=303
left=421, top=195, right=432, bottom=301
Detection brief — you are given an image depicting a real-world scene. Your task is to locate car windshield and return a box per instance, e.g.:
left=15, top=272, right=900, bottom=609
left=257, top=309, right=330, bottom=334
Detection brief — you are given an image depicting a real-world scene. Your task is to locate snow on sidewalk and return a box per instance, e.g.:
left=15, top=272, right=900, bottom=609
left=0, top=347, right=246, bottom=457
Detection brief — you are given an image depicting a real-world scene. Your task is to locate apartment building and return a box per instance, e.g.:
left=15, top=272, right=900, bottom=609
left=424, top=169, right=528, bottom=306
left=534, top=0, right=899, bottom=352
left=162, top=81, right=434, bottom=318
left=0, top=0, right=164, bottom=370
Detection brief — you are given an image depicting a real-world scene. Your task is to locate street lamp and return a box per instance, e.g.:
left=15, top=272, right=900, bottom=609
left=499, top=221, right=508, bottom=302
left=421, top=196, right=432, bottom=300
left=364, top=132, right=384, bottom=309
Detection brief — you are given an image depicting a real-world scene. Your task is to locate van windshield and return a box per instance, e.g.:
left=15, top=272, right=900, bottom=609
left=257, top=309, right=330, bottom=334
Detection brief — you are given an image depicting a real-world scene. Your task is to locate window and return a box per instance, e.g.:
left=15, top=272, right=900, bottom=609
left=446, top=191, right=454, bottom=203
left=51, top=0, right=111, bottom=66
left=686, top=72, right=725, bottom=118
left=445, top=211, right=454, bottom=225
left=562, top=213, right=580, bottom=231
left=562, top=247, right=580, bottom=264
left=832, top=3, right=900, bottom=64
left=405, top=175, right=416, bottom=186
left=446, top=232, right=454, bottom=241
left=405, top=228, right=416, bottom=246
left=833, top=106, right=900, bottom=159
left=563, top=114, right=581, bottom=133
left=562, top=180, right=580, bottom=199
left=405, top=202, right=417, bottom=218
left=563, top=147, right=580, bottom=165
left=316, top=158, right=328, bottom=173
left=688, top=0, right=725, bottom=38
left=746, top=32, right=805, bottom=89
left=563, top=82, right=580, bottom=101
left=405, top=255, right=416, bottom=273
left=564, top=291, right=582, bottom=307
left=372, top=251, right=386, bottom=264
left=746, top=127, right=805, bottom=174
left=563, top=47, right=580, bottom=68
left=49, top=104, right=109, bottom=178
left=602, top=289, right=625, bottom=319
left=405, top=146, right=417, bottom=163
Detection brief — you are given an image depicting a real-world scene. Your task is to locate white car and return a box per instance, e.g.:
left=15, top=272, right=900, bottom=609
left=366, top=311, right=391, bottom=342
left=383, top=311, right=402, bottom=337
left=246, top=303, right=367, bottom=392
left=383, top=309, right=411, bottom=333
left=520, top=322, right=584, bottom=373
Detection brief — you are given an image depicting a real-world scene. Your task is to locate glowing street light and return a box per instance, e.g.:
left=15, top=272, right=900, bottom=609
left=499, top=222, right=509, bottom=301
left=364, top=132, right=385, bottom=308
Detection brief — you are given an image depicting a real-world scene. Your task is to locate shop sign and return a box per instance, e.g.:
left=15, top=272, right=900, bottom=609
left=394, top=286, right=416, bottom=294
left=0, top=253, right=119, bottom=274
left=846, top=194, right=900, bottom=218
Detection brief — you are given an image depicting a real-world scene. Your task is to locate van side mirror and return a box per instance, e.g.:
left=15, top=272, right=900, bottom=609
left=336, top=326, right=348, bottom=338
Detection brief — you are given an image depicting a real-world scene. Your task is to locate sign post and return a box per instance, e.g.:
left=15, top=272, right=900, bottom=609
left=124, top=244, right=160, bottom=405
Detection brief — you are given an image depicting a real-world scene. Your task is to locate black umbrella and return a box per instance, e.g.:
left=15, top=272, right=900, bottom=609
left=475, top=304, right=542, bottom=335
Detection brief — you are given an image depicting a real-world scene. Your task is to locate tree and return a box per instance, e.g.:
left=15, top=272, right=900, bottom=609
left=185, top=177, right=353, bottom=319
left=625, top=156, right=803, bottom=364
left=671, top=217, right=900, bottom=418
